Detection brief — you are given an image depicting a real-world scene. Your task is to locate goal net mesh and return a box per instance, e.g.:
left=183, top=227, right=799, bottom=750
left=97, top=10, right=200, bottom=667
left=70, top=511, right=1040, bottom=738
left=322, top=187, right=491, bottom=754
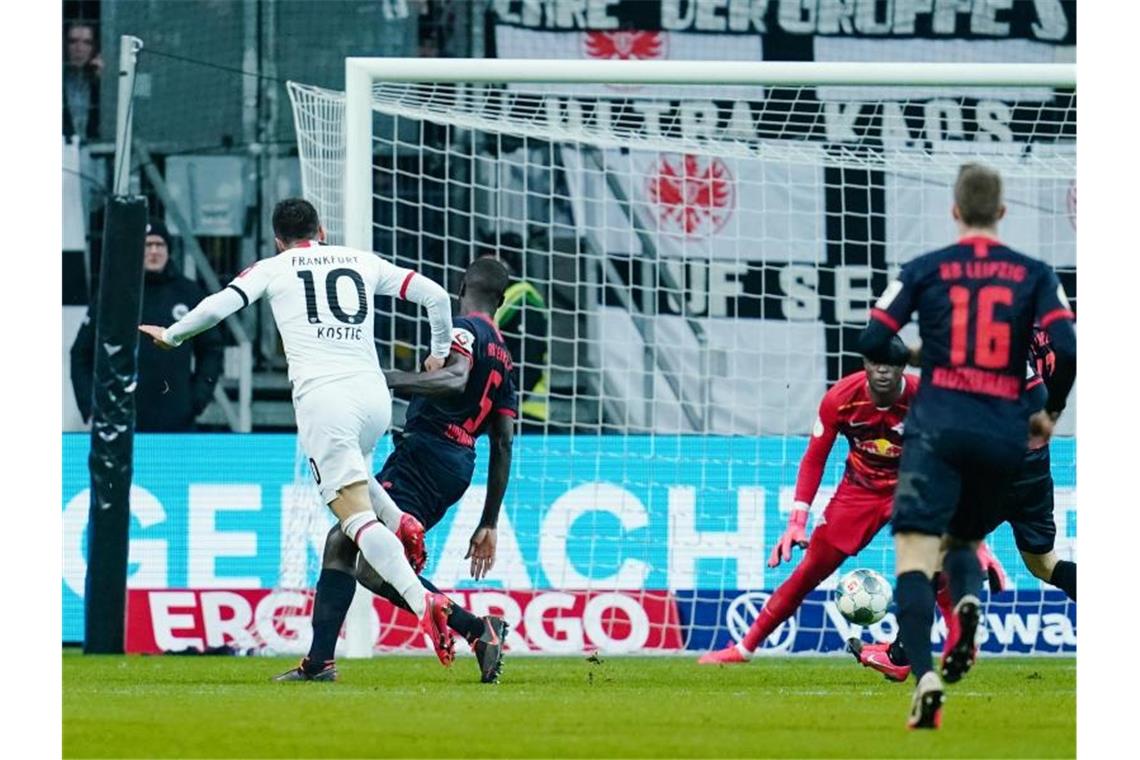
left=284, top=75, right=1075, bottom=657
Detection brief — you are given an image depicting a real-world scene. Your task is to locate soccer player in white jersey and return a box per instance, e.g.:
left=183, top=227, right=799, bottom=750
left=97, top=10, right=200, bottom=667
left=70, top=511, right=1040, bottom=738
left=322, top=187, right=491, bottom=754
left=140, top=198, right=460, bottom=664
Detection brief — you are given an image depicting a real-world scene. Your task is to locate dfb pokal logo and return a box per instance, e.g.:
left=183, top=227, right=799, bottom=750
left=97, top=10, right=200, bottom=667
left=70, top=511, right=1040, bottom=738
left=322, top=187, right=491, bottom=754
left=726, top=591, right=796, bottom=652
left=646, top=154, right=735, bottom=238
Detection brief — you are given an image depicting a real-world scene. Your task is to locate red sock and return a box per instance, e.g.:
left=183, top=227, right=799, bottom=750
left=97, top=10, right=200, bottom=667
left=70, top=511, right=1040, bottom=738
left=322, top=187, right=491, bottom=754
left=934, top=574, right=954, bottom=622
left=935, top=573, right=957, bottom=655
left=741, top=536, right=847, bottom=652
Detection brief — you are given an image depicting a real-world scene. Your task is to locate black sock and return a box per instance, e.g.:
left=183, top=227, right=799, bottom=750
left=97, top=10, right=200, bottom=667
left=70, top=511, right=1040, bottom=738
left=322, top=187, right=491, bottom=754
left=418, top=575, right=486, bottom=640
left=895, top=571, right=935, bottom=681
left=1049, top=560, right=1076, bottom=601
left=888, top=639, right=910, bottom=666
left=943, top=546, right=983, bottom=604
left=373, top=574, right=486, bottom=641
left=306, top=568, right=357, bottom=669
left=446, top=604, right=486, bottom=641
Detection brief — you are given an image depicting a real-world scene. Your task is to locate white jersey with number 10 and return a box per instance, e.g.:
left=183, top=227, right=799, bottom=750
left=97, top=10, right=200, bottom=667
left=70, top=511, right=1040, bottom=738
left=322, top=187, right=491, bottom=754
left=164, top=240, right=453, bottom=399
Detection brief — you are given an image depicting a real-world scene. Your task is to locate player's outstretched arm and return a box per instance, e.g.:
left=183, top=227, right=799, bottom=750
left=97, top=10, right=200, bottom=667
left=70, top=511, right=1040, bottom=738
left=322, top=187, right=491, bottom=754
left=467, top=411, right=514, bottom=580
left=377, top=265, right=453, bottom=363
left=140, top=287, right=246, bottom=349
left=385, top=350, right=471, bottom=398
left=770, top=395, right=839, bottom=567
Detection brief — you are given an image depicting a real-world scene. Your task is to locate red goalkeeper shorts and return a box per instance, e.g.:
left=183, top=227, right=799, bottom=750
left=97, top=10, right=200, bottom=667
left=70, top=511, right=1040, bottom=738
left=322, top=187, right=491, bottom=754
left=811, top=480, right=894, bottom=557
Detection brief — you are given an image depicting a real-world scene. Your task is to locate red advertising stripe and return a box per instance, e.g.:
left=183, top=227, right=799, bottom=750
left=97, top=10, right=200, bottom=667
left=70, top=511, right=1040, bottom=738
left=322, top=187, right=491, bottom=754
left=126, top=589, right=683, bottom=655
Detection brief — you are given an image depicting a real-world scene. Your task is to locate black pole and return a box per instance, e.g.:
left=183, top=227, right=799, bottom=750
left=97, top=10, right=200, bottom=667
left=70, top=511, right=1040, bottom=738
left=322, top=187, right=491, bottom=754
left=84, top=195, right=148, bottom=654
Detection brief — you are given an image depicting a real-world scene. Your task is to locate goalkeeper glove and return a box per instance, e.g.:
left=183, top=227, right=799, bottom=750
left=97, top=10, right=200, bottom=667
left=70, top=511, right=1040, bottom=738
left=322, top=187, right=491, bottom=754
left=768, top=505, right=810, bottom=568
left=975, top=540, right=1009, bottom=593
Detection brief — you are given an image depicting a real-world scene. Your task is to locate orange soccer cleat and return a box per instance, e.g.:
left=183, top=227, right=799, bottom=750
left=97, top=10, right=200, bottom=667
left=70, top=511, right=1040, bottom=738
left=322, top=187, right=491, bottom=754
left=396, top=513, right=427, bottom=574
left=846, top=639, right=911, bottom=683
left=698, top=645, right=750, bottom=665
left=420, top=592, right=456, bottom=666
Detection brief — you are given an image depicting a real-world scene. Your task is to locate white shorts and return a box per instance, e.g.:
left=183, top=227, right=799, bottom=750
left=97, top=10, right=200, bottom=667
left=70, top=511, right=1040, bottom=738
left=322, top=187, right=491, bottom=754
left=294, top=374, right=391, bottom=504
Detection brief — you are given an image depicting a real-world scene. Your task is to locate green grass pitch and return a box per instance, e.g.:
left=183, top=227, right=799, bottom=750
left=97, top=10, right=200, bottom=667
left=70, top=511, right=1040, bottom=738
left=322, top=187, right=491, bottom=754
left=64, top=652, right=1074, bottom=758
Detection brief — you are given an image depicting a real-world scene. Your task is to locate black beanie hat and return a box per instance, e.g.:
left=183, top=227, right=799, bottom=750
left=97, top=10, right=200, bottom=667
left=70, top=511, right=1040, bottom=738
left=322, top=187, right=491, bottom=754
left=145, top=218, right=171, bottom=247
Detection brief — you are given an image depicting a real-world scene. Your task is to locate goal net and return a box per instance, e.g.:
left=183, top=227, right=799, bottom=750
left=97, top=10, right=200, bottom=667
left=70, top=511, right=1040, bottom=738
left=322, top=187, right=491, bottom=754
left=284, top=60, right=1076, bottom=657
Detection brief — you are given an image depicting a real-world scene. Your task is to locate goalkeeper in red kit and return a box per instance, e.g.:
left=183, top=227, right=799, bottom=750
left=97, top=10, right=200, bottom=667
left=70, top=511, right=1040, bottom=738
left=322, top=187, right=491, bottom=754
left=699, top=338, right=1005, bottom=666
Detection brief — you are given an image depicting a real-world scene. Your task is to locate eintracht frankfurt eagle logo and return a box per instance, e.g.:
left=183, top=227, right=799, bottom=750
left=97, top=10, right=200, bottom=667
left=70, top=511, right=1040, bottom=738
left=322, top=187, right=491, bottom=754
left=582, top=30, right=667, bottom=61
left=582, top=31, right=668, bottom=93
left=646, top=154, right=735, bottom=238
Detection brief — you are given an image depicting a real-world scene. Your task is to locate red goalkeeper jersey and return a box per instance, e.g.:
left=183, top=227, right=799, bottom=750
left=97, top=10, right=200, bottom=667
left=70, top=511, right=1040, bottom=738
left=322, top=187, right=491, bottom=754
left=794, top=370, right=919, bottom=503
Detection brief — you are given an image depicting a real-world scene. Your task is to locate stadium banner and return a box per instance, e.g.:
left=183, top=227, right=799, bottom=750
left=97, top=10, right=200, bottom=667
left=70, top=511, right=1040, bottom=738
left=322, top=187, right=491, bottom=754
left=681, top=589, right=1076, bottom=656
left=124, top=588, right=683, bottom=655
left=490, top=0, right=1076, bottom=436
left=64, top=433, right=1076, bottom=652
left=490, top=0, right=1075, bottom=45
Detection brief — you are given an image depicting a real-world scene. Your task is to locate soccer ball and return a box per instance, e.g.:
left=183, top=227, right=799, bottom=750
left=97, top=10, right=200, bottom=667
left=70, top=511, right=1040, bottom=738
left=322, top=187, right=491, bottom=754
left=835, top=569, right=892, bottom=625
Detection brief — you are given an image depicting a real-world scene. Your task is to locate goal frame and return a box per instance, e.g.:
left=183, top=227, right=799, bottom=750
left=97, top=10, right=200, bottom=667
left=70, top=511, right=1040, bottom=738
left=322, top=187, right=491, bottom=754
left=343, top=58, right=1075, bottom=252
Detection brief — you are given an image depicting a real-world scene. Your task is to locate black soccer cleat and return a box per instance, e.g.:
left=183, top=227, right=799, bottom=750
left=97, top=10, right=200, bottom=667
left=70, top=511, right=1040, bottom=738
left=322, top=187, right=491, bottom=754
left=471, top=616, right=508, bottom=684
left=273, top=658, right=338, bottom=682
left=941, top=595, right=981, bottom=684
left=907, top=672, right=944, bottom=730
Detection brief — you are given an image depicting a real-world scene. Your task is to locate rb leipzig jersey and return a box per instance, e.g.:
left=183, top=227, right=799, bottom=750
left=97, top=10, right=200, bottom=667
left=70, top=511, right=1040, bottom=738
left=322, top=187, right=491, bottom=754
left=794, top=371, right=920, bottom=503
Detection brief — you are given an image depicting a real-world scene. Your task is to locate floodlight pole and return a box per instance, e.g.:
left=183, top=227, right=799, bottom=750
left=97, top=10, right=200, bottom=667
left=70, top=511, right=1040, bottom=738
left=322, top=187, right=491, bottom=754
left=112, top=35, right=144, bottom=195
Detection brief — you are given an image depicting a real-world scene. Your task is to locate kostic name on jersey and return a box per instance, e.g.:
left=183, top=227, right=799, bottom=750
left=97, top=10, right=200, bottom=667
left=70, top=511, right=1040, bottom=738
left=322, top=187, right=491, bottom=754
left=315, top=325, right=364, bottom=341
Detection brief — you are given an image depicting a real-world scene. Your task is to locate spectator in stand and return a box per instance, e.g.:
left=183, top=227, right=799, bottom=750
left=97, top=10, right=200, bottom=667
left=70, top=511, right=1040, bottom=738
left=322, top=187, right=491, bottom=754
left=63, top=21, right=102, bottom=142
left=71, top=220, right=224, bottom=431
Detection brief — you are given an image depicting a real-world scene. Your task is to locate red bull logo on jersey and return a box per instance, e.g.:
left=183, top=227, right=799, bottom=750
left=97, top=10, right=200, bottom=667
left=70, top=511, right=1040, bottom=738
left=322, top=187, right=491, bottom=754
left=855, top=438, right=903, bottom=458
left=646, top=154, right=735, bottom=238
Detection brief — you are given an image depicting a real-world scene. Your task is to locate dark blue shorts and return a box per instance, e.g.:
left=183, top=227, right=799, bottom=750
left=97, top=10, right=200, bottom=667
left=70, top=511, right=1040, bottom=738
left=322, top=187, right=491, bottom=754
left=983, top=452, right=1057, bottom=554
left=891, top=427, right=1025, bottom=541
left=375, top=432, right=476, bottom=531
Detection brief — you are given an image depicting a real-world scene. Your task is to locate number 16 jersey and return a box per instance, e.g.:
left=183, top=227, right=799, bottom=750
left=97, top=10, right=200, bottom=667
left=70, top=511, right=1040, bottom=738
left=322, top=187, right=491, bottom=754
left=869, top=236, right=1074, bottom=441
left=229, top=240, right=441, bottom=398
left=404, top=312, right=518, bottom=448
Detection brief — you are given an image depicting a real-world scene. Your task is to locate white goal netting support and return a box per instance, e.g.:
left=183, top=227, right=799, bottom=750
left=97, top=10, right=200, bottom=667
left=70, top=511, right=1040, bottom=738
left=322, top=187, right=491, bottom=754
left=283, top=59, right=1076, bottom=658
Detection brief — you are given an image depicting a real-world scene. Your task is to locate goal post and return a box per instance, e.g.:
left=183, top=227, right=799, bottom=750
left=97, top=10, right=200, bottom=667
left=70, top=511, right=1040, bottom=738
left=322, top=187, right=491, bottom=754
left=286, top=59, right=1076, bottom=658
left=343, top=58, right=1075, bottom=254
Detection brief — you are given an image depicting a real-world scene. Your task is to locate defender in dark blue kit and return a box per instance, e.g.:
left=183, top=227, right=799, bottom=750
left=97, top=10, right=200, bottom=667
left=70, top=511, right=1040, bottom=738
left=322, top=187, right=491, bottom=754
left=276, top=257, right=516, bottom=685
left=386, top=308, right=517, bottom=532
left=858, top=164, right=1076, bottom=729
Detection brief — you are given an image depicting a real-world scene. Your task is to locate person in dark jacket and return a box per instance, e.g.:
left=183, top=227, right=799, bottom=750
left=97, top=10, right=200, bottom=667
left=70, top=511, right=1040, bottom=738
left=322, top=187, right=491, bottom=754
left=70, top=220, right=224, bottom=431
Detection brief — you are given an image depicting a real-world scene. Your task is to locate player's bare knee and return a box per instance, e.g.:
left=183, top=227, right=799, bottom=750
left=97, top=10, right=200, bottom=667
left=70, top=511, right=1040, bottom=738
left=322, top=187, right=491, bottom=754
left=1021, top=550, right=1058, bottom=581
left=328, top=480, right=371, bottom=521
left=322, top=523, right=358, bottom=572
left=895, top=532, right=941, bottom=577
